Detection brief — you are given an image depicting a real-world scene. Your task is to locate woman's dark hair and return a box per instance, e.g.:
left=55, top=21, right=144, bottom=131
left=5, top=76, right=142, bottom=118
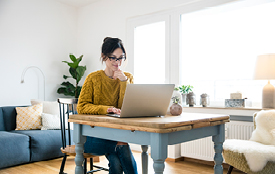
left=101, top=37, right=126, bottom=62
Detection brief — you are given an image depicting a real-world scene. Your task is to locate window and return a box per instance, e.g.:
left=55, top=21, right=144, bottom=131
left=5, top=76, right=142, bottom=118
left=128, top=0, right=275, bottom=107
left=180, top=0, right=275, bottom=107
left=134, top=21, right=166, bottom=84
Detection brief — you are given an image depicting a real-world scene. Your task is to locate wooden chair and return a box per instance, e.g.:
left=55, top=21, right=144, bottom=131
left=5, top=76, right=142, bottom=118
left=58, top=98, right=109, bottom=174
left=223, top=112, right=275, bottom=174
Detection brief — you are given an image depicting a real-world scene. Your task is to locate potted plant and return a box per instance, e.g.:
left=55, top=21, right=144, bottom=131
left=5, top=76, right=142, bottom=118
left=175, top=85, right=193, bottom=106
left=57, top=54, right=86, bottom=98
left=170, top=96, right=182, bottom=116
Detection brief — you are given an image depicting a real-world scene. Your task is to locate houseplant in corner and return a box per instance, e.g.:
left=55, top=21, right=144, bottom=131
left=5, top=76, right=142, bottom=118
left=57, top=54, right=86, bottom=98
left=175, top=85, right=193, bottom=106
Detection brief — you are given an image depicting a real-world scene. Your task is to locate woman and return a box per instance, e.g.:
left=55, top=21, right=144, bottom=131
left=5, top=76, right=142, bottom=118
left=77, top=37, right=138, bottom=174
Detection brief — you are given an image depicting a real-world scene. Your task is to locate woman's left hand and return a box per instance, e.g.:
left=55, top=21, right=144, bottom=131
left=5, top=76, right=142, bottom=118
left=107, top=107, right=121, bottom=114
left=113, top=69, right=127, bottom=81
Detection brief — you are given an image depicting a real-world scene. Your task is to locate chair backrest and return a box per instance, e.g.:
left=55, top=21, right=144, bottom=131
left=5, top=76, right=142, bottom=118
left=253, top=112, right=257, bottom=130
left=57, top=98, right=78, bottom=149
left=250, top=110, right=275, bottom=145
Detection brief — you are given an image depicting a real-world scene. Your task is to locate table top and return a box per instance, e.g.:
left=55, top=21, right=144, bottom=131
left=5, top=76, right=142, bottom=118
left=69, top=112, right=230, bottom=133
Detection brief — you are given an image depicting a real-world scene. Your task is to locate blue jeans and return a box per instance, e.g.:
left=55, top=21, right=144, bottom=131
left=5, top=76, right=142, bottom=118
left=84, top=137, right=138, bottom=174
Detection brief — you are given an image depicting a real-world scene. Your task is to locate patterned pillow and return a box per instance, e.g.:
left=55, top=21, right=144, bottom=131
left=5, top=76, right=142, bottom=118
left=41, top=113, right=69, bottom=130
left=30, top=99, right=59, bottom=115
left=15, top=103, right=43, bottom=130
left=41, top=113, right=74, bottom=130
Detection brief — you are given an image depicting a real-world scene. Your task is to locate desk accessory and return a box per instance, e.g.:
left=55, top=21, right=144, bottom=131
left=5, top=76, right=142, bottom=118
left=200, top=93, right=209, bottom=107
left=187, top=92, right=196, bottom=107
left=170, top=96, right=182, bottom=116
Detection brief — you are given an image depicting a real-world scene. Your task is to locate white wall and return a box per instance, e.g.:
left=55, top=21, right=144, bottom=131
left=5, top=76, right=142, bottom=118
left=0, top=0, right=77, bottom=106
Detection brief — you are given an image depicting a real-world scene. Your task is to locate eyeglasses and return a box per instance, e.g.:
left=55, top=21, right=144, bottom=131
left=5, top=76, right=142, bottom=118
left=108, top=56, right=126, bottom=62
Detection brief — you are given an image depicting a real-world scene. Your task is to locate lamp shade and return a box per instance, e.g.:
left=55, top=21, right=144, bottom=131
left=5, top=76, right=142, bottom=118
left=254, top=54, right=275, bottom=80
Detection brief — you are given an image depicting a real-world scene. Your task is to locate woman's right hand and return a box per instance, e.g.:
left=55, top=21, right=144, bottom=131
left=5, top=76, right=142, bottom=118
left=107, top=107, right=121, bottom=114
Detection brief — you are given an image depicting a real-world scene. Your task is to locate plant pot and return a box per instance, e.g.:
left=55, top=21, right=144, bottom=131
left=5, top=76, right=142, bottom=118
left=170, top=103, right=182, bottom=116
left=172, top=90, right=182, bottom=105
left=186, top=92, right=196, bottom=107
left=182, top=93, right=187, bottom=106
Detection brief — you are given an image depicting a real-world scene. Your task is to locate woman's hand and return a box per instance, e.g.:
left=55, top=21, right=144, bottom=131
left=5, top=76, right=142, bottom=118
left=113, top=69, right=127, bottom=81
left=107, top=107, right=121, bottom=114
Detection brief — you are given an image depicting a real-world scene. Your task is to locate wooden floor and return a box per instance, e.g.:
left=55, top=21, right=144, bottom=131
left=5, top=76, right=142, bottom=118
left=0, top=151, right=245, bottom=174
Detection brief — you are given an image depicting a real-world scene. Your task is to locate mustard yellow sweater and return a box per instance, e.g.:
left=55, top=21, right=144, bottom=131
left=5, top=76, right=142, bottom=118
left=77, top=70, right=134, bottom=115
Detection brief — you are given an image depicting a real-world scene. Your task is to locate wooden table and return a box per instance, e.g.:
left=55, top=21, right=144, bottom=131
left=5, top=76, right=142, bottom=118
left=69, top=112, right=229, bottom=174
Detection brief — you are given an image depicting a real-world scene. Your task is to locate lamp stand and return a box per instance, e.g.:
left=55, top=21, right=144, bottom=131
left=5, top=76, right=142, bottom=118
left=21, top=66, right=45, bottom=101
left=262, top=80, right=275, bottom=108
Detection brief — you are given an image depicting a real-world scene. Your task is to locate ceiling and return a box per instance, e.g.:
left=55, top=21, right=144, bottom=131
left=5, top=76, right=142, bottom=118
left=54, top=0, right=101, bottom=7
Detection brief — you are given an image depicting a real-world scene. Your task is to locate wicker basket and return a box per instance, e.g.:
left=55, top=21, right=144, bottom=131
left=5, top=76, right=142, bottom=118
left=223, top=112, right=275, bottom=174
left=223, top=150, right=275, bottom=174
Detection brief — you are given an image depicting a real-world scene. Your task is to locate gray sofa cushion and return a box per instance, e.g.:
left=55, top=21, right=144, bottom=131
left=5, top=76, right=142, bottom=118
left=1, top=106, right=28, bottom=131
left=0, top=131, right=30, bottom=168
left=2, top=106, right=19, bottom=131
left=0, top=108, right=4, bottom=131
left=11, top=130, right=64, bottom=162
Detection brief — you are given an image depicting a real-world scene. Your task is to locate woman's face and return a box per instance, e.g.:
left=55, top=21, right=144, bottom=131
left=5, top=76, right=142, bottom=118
left=104, top=48, right=125, bottom=72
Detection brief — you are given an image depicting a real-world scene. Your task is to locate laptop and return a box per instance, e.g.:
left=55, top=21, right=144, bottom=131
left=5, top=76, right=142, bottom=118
left=107, top=84, right=175, bottom=118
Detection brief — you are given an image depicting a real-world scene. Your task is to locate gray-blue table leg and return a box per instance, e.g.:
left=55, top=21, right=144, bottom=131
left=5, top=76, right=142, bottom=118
left=141, top=145, right=148, bottom=174
left=73, top=123, right=86, bottom=174
left=212, top=124, right=225, bottom=174
left=150, top=133, right=168, bottom=174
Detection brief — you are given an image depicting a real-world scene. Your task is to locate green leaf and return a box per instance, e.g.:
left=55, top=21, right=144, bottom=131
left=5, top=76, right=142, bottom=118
left=178, top=85, right=193, bottom=94
left=76, top=66, right=86, bottom=83
left=63, top=75, right=71, bottom=79
left=69, top=67, right=77, bottom=80
left=61, top=81, right=75, bottom=89
left=57, top=87, right=74, bottom=96
left=74, top=55, right=83, bottom=68
left=57, top=81, right=75, bottom=96
left=76, top=55, right=83, bottom=63
left=62, top=61, right=78, bottom=69
left=69, top=54, right=77, bottom=62
left=68, top=62, right=78, bottom=69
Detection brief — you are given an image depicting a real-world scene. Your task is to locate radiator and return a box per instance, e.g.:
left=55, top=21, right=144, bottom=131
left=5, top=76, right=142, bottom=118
left=180, top=121, right=254, bottom=161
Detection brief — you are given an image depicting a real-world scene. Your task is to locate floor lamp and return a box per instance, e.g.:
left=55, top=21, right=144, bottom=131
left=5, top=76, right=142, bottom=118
left=21, top=66, right=45, bottom=101
left=254, top=54, right=275, bottom=108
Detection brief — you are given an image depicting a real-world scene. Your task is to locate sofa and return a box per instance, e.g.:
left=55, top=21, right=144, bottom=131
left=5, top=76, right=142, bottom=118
left=0, top=103, right=66, bottom=169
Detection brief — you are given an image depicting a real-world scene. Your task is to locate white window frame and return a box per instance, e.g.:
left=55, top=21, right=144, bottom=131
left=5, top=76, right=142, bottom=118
left=126, top=0, right=240, bottom=85
left=126, top=0, right=275, bottom=106
left=126, top=13, right=171, bottom=84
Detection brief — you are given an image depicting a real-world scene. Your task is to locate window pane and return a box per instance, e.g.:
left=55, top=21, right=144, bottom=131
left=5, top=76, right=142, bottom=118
left=134, top=21, right=165, bottom=84
left=180, top=0, right=275, bottom=107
